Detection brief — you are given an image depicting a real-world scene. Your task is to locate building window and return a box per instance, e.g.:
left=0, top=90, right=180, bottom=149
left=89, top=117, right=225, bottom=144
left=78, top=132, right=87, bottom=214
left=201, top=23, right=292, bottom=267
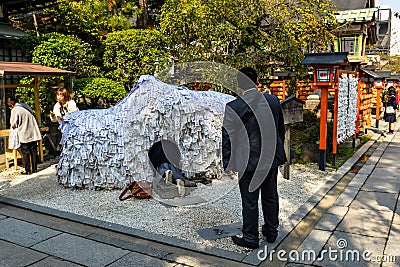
left=341, top=37, right=358, bottom=55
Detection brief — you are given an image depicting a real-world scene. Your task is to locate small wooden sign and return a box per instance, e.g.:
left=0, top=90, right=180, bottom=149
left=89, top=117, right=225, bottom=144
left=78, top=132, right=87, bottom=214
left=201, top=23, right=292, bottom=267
left=281, top=96, right=304, bottom=125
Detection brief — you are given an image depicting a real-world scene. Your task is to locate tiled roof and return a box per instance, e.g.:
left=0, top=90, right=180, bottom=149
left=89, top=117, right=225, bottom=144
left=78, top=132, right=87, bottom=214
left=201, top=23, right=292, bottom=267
left=0, top=62, right=76, bottom=76
left=336, top=8, right=378, bottom=24
left=361, top=69, right=380, bottom=78
left=301, top=52, right=348, bottom=65
left=331, top=0, right=368, bottom=11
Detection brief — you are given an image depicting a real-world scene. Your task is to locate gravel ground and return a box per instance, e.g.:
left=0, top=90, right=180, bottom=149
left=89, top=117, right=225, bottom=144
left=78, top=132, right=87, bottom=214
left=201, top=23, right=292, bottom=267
left=0, top=160, right=335, bottom=253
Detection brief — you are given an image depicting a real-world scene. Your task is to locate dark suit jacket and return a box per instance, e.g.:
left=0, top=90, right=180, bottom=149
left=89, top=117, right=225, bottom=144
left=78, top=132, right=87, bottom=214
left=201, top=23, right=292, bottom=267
left=222, top=89, right=286, bottom=172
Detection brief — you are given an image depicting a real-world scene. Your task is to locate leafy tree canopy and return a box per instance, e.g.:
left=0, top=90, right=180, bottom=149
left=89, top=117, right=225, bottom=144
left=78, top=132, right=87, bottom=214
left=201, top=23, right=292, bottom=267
left=73, top=77, right=126, bottom=109
left=32, top=32, right=100, bottom=77
left=9, top=0, right=139, bottom=44
left=160, top=0, right=337, bottom=77
left=102, top=29, right=170, bottom=89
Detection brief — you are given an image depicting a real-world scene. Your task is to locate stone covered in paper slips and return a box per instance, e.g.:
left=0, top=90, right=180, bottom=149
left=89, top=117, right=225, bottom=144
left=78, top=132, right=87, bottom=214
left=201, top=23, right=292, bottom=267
left=57, top=75, right=235, bottom=189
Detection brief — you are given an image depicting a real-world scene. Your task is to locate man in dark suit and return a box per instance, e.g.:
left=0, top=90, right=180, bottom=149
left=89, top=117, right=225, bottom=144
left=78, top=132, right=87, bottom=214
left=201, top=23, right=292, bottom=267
left=222, top=67, right=286, bottom=249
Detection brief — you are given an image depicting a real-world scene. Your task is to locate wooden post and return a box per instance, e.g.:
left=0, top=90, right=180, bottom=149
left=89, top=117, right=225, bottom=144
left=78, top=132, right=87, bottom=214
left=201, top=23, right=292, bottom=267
left=332, top=82, right=339, bottom=167
left=354, top=75, right=361, bottom=148
left=283, top=124, right=290, bottom=179
left=33, top=76, right=44, bottom=163
left=12, top=149, right=17, bottom=170
left=356, top=76, right=361, bottom=134
left=319, top=87, right=328, bottom=171
left=376, top=88, right=381, bottom=128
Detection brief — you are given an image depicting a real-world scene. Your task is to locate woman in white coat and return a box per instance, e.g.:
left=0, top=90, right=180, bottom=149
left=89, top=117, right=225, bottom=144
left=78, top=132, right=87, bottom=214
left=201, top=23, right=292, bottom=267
left=50, top=88, right=79, bottom=123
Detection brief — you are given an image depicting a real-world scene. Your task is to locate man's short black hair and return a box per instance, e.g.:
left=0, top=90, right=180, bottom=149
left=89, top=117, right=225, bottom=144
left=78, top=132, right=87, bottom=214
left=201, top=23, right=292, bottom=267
left=388, top=86, right=396, bottom=96
left=237, top=67, right=258, bottom=90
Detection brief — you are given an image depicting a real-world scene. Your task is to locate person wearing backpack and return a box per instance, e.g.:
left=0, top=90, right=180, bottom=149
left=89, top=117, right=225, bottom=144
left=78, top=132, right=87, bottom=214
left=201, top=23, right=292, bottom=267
left=6, top=96, right=42, bottom=174
left=384, top=86, right=397, bottom=135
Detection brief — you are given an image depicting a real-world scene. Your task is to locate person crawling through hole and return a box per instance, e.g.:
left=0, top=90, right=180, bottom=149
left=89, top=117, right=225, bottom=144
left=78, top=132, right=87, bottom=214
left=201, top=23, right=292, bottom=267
left=148, top=140, right=197, bottom=197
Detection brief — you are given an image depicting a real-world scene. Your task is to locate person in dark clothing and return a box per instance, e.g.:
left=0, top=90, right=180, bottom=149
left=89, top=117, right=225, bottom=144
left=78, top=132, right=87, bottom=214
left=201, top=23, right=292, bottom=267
left=222, top=67, right=286, bottom=249
left=384, top=86, right=397, bottom=135
left=148, top=140, right=196, bottom=188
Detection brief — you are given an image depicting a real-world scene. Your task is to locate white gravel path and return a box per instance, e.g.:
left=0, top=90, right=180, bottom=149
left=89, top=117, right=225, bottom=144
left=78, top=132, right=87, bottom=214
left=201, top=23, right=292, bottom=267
left=0, top=159, right=335, bottom=253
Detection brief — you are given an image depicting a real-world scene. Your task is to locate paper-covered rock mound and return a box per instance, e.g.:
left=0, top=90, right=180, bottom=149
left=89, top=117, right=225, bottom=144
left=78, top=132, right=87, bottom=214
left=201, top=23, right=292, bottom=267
left=57, top=75, right=235, bottom=189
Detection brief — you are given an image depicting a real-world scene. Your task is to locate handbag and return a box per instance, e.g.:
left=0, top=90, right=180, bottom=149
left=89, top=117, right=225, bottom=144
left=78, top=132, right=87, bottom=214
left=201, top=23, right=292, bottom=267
left=386, top=106, right=395, bottom=115
left=119, top=181, right=152, bottom=200
left=8, top=129, right=20, bottom=150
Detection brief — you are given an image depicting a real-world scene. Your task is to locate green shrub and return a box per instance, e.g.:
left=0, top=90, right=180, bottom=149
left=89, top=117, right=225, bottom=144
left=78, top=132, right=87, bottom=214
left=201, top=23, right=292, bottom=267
left=32, top=32, right=100, bottom=77
left=292, top=110, right=318, bottom=130
left=73, top=77, right=126, bottom=108
left=103, top=29, right=170, bottom=89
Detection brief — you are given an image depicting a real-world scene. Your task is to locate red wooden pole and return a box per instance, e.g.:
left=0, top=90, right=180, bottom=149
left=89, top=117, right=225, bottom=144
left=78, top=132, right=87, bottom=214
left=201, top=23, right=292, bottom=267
left=376, top=88, right=382, bottom=128
left=319, top=87, right=328, bottom=171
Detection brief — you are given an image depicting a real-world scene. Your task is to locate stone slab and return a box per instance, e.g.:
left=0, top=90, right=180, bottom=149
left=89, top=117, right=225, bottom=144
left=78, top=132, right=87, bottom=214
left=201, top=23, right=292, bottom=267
left=315, top=213, right=344, bottom=231
left=384, top=223, right=400, bottom=258
left=87, top=232, right=170, bottom=259
left=197, top=222, right=242, bottom=240
left=347, top=173, right=368, bottom=188
left=368, top=168, right=400, bottom=178
left=361, top=178, right=400, bottom=194
left=393, top=213, right=400, bottom=225
left=0, top=217, right=61, bottom=247
left=30, top=256, right=82, bottom=267
left=0, top=239, right=47, bottom=267
left=296, top=229, right=332, bottom=265
left=375, top=160, right=400, bottom=168
left=363, top=156, right=380, bottom=166
left=96, top=220, right=245, bottom=262
left=326, top=206, right=349, bottom=217
left=243, top=228, right=291, bottom=265
left=315, top=231, right=386, bottom=267
left=0, top=214, right=7, bottom=220
left=394, top=201, right=400, bottom=225
left=0, top=204, right=105, bottom=238
left=357, top=164, right=375, bottom=174
left=350, top=191, right=397, bottom=212
left=0, top=196, right=104, bottom=227
left=31, top=233, right=130, bottom=267
left=335, top=186, right=359, bottom=207
left=163, top=251, right=246, bottom=267
left=336, top=208, right=392, bottom=238
left=108, top=252, right=175, bottom=267
left=371, top=149, right=384, bottom=158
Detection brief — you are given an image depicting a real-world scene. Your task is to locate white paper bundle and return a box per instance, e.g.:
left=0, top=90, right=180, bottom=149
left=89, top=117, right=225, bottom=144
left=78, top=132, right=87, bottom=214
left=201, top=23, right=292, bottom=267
left=337, top=77, right=358, bottom=143
left=57, top=75, right=235, bottom=189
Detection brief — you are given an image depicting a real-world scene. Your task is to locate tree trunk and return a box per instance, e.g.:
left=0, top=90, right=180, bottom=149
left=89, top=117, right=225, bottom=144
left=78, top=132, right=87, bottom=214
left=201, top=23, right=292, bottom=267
left=139, top=0, right=148, bottom=28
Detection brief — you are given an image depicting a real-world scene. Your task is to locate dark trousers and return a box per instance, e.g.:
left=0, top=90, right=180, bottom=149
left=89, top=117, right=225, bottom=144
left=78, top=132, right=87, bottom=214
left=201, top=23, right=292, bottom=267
left=238, top=167, right=279, bottom=244
left=20, top=141, right=38, bottom=173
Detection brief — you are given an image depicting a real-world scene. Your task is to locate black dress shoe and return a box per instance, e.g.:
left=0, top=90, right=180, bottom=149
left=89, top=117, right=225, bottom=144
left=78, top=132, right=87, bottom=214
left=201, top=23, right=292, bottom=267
left=21, top=171, right=31, bottom=175
left=231, top=236, right=259, bottom=249
left=262, top=232, right=277, bottom=243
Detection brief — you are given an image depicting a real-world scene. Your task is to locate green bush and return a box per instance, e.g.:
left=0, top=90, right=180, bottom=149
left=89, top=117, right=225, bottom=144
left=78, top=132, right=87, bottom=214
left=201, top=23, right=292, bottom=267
left=103, top=29, right=171, bottom=89
left=73, top=77, right=126, bottom=108
left=292, top=110, right=318, bottom=130
left=32, top=32, right=100, bottom=77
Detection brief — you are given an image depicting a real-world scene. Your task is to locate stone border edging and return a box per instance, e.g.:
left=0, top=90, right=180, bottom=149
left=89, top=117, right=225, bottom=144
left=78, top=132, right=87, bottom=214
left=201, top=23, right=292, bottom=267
left=0, top=196, right=248, bottom=264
